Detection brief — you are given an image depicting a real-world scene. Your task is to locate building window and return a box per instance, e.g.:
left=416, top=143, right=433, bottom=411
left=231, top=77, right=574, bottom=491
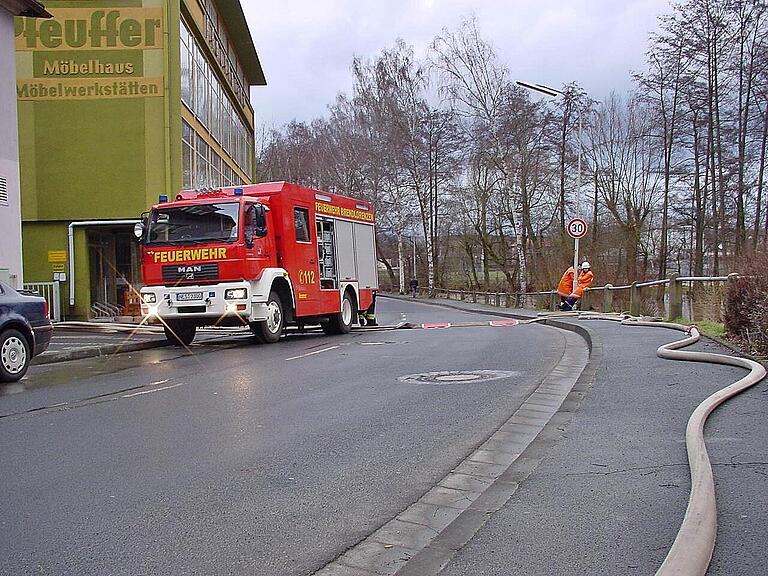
left=180, top=23, right=192, bottom=105
left=181, top=18, right=253, bottom=180
left=182, top=122, right=194, bottom=189
left=202, top=0, right=248, bottom=108
left=182, top=119, right=246, bottom=189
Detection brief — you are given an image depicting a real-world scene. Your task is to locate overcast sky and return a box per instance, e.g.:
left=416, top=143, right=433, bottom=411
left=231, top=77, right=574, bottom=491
left=242, top=0, right=673, bottom=128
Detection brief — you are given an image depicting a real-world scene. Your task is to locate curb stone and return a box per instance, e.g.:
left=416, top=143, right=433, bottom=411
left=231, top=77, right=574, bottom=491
left=31, top=339, right=170, bottom=366
left=316, top=295, right=601, bottom=576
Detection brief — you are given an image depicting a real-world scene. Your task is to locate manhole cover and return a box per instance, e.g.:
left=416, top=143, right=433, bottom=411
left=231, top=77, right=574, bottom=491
left=436, top=373, right=482, bottom=382
left=398, top=370, right=518, bottom=385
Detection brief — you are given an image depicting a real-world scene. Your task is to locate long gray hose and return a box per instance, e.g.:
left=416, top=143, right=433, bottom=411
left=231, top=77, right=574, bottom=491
left=610, top=318, right=765, bottom=575
left=398, top=305, right=764, bottom=573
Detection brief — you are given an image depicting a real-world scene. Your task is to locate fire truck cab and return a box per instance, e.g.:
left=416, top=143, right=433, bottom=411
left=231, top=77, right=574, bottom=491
left=135, top=182, right=378, bottom=345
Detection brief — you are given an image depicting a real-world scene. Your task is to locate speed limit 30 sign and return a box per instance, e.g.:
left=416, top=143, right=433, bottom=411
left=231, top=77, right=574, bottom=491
left=567, top=218, right=588, bottom=239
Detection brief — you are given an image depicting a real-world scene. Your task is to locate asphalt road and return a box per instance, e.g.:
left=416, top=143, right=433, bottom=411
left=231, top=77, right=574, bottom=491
left=0, top=296, right=566, bottom=576
left=425, top=314, right=767, bottom=576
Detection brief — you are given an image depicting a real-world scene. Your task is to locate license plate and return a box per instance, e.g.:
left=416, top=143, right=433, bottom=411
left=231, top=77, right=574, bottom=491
left=177, top=292, right=203, bottom=302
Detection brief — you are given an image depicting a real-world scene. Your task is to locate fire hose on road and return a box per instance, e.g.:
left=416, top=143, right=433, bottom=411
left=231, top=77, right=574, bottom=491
left=298, top=295, right=767, bottom=575
left=548, top=312, right=766, bottom=575
left=391, top=307, right=766, bottom=575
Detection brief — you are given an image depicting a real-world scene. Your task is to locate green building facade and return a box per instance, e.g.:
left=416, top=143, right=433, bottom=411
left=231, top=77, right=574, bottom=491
left=15, top=0, right=265, bottom=319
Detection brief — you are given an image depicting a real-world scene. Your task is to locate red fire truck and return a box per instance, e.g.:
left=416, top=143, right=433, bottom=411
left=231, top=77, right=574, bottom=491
left=134, top=182, right=378, bottom=345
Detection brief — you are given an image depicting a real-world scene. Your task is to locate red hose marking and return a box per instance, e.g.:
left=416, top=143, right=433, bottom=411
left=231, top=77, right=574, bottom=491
left=489, top=320, right=519, bottom=327
left=421, top=322, right=452, bottom=330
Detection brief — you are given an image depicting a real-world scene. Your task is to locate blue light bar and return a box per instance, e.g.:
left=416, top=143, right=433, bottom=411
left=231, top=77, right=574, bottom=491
left=159, top=195, right=168, bottom=203
left=234, top=188, right=244, bottom=196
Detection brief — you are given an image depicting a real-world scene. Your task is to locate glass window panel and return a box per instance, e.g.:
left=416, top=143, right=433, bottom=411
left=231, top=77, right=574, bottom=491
left=202, top=66, right=211, bottom=127
left=182, top=141, right=193, bottom=189
left=195, top=64, right=205, bottom=120
left=223, top=99, right=232, bottom=152
left=213, top=87, right=221, bottom=143
left=181, top=44, right=191, bottom=106
left=199, top=153, right=209, bottom=188
left=182, top=120, right=193, bottom=143
left=228, top=41, right=236, bottom=66
left=217, top=157, right=225, bottom=187
left=195, top=133, right=207, bottom=186
left=218, top=87, right=225, bottom=143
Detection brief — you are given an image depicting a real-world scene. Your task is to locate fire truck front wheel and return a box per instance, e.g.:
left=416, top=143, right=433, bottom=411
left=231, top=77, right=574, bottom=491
left=251, top=291, right=284, bottom=344
left=163, top=320, right=196, bottom=346
left=323, top=291, right=356, bottom=335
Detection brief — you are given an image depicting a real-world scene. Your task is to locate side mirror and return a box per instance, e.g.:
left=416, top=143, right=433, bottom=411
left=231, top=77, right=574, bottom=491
left=254, top=205, right=268, bottom=238
left=133, top=220, right=146, bottom=242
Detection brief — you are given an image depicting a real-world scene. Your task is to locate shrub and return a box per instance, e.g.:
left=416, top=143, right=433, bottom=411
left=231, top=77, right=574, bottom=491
left=724, top=251, right=768, bottom=357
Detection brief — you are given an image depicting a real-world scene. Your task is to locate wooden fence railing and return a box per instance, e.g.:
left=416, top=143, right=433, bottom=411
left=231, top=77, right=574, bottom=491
left=401, top=272, right=740, bottom=323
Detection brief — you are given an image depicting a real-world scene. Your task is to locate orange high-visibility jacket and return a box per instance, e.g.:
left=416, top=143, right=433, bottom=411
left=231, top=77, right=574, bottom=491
left=572, top=269, right=594, bottom=298
left=557, top=267, right=575, bottom=297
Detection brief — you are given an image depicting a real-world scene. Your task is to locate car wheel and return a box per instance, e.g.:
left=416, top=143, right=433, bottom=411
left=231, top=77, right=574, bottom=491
left=0, top=329, right=31, bottom=383
left=323, top=291, right=356, bottom=335
left=251, top=291, right=284, bottom=344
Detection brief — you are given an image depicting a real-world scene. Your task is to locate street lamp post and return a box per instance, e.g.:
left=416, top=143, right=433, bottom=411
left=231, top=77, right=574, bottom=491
left=517, top=81, right=583, bottom=295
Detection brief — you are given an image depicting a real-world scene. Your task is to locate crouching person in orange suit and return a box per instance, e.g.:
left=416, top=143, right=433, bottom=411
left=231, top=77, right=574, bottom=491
left=558, top=262, right=593, bottom=311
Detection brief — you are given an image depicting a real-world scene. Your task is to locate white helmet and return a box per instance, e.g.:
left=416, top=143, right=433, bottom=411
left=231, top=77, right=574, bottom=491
left=581, top=261, right=591, bottom=270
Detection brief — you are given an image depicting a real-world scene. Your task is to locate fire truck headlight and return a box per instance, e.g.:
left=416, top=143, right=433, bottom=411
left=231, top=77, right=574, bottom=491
left=142, top=293, right=157, bottom=304
left=147, top=305, right=159, bottom=317
left=225, top=288, right=248, bottom=300
left=226, top=303, right=237, bottom=313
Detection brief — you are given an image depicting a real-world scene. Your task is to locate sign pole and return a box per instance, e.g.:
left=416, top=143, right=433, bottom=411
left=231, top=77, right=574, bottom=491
left=515, top=81, right=588, bottom=297
left=573, top=106, right=583, bottom=295
left=573, top=237, right=580, bottom=294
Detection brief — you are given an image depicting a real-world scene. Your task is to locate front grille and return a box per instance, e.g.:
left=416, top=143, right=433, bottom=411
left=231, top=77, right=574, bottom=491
left=162, top=262, right=219, bottom=283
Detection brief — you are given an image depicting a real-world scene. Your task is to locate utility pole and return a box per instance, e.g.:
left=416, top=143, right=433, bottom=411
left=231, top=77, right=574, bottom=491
left=517, top=80, right=584, bottom=293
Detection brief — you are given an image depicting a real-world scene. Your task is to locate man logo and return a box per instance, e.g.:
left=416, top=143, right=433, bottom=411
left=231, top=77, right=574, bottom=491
left=177, top=265, right=201, bottom=280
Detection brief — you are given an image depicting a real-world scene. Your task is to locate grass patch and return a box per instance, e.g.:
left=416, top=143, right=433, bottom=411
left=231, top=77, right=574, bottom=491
left=672, top=317, right=726, bottom=339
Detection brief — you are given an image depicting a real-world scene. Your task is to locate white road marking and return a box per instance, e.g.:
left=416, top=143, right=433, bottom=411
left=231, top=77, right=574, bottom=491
left=285, top=346, right=340, bottom=361
left=121, top=383, right=183, bottom=398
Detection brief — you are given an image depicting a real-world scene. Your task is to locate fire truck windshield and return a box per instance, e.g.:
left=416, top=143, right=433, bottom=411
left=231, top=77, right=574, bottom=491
left=146, top=203, right=240, bottom=246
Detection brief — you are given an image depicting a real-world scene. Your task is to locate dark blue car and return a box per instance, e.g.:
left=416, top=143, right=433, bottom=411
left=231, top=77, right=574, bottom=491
left=0, top=282, right=53, bottom=382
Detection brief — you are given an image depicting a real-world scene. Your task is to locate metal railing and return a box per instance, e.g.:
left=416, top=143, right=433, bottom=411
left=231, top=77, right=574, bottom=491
left=91, top=301, right=124, bottom=320
left=407, top=272, right=740, bottom=323
left=22, top=281, right=62, bottom=322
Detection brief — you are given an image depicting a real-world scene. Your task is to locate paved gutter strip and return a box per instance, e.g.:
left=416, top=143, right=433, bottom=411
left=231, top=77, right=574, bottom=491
left=321, top=295, right=603, bottom=576
left=315, top=320, right=596, bottom=576
left=31, top=324, right=264, bottom=366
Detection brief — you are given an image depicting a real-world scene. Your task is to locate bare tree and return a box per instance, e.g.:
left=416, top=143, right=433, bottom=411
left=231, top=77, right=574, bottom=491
left=431, top=17, right=533, bottom=293
left=636, top=12, right=691, bottom=279
left=588, top=94, right=663, bottom=281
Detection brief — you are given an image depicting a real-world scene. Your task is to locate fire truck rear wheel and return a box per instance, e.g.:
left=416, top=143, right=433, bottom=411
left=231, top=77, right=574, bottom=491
left=164, top=320, right=196, bottom=346
left=251, top=291, right=284, bottom=344
left=323, top=291, right=356, bottom=335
